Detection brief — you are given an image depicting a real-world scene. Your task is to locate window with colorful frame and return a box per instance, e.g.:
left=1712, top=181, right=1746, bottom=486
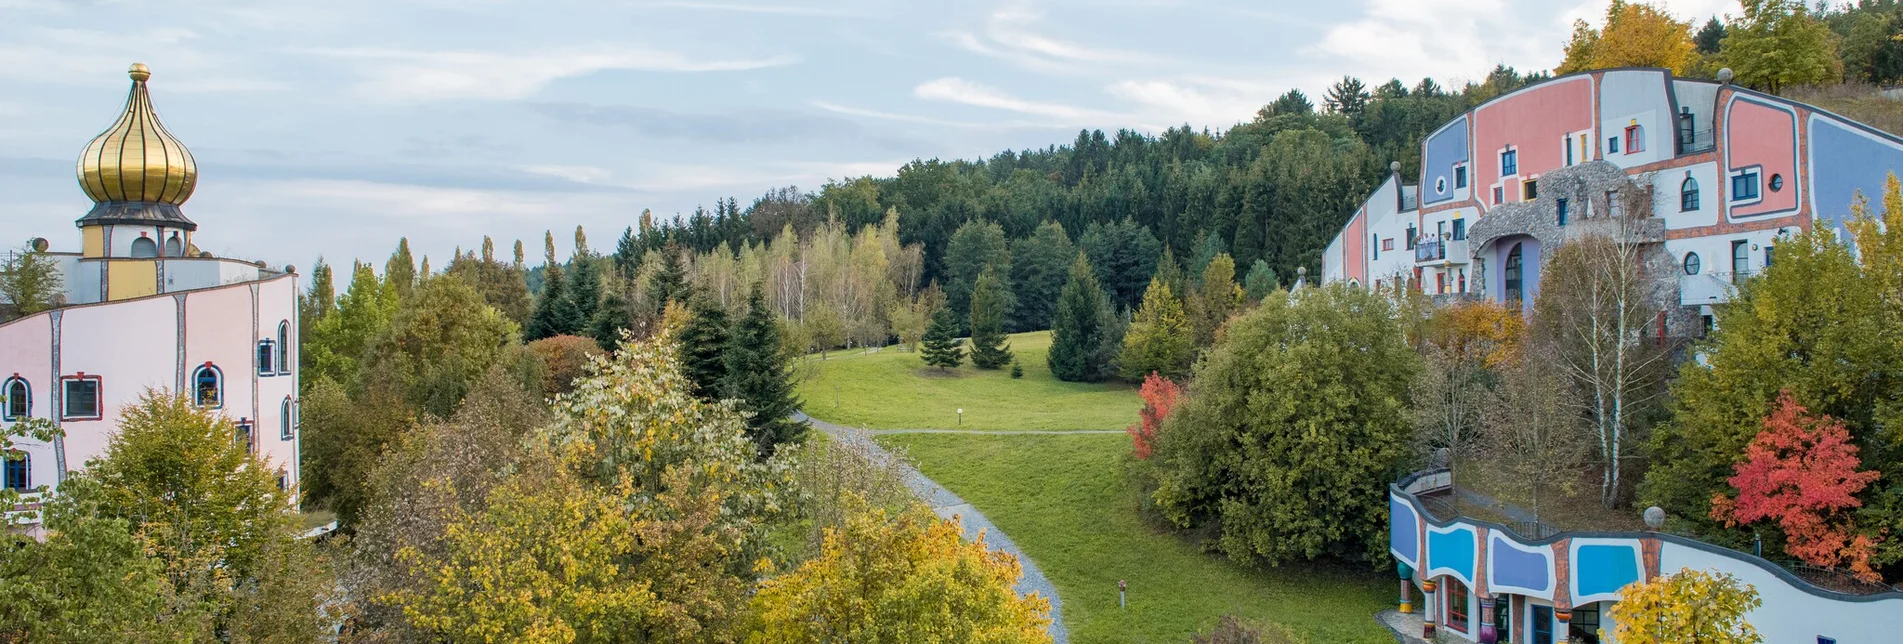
left=1500, top=149, right=1518, bottom=176
left=1681, top=176, right=1701, bottom=211
left=280, top=397, right=296, bottom=440
left=3, top=377, right=29, bottom=420
left=236, top=419, right=254, bottom=454
left=276, top=321, right=291, bottom=376
left=257, top=339, right=276, bottom=376
left=192, top=364, right=222, bottom=409
left=61, top=375, right=102, bottom=421
left=1454, top=164, right=1468, bottom=189
left=1444, top=577, right=1470, bottom=632
left=1625, top=124, right=1644, bottom=153
left=4, top=451, right=27, bottom=491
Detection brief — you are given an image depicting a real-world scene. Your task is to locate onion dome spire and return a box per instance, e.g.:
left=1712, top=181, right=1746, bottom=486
left=75, top=63, right=198, bottom=229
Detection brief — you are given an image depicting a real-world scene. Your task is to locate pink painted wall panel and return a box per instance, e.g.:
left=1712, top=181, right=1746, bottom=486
left=0, top=315, right=53, bottom=420
left=253, top=277, right=299, bottom=483
left=184, top=283, right=257, bottom=431
left=1726, top=97, right=1800, bottom=218
left=1345, top=211, right=1368, bottom=285
left=58, top=295, right=178, bottom=468
left=1473, top=76, right=1595, bottom=207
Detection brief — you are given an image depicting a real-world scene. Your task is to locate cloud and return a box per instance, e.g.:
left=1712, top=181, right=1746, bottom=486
left=913, top=77, right=1112, bottom=122
left=0, top=27, right=284, bottom=92
left=942, top=1, right=1171, bottom=74
left=1305, top=0, right=1563, bottom=84
left=622, top=0, right=865, bottom=16
left=529, top=102, right=864, bottom=144
left=304, top=46, right=798, bottom=101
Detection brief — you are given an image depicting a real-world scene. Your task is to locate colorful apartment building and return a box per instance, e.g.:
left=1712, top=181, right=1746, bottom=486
left=1322, top=68, right=1903, bottom=325
left=0, top=64, right=301, bottom=522
left=1391, top=469, right=1903, bottom=643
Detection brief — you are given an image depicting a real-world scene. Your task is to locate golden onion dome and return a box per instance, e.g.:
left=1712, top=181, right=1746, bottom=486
left=76, top=63, right=197, bottom=206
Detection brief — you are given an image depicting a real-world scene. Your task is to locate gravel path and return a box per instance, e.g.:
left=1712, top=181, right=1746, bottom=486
left=867, top=428, right=1122, bottom=435
left=796, top=412, right=1070, bottom=644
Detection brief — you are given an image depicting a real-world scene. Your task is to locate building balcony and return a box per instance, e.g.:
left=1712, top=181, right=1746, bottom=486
left=1414, top=238, right=1468, bottom=266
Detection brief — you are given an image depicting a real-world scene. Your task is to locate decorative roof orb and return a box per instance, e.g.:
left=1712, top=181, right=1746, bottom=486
left=76, top=63, right=197, bottom=206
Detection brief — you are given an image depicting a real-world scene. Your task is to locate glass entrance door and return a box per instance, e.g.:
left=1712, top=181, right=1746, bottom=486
left=1530, top=605, right=1553, bottom=644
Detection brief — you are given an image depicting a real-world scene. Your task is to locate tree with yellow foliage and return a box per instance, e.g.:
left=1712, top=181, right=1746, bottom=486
left=1603, top=568, right=1762, bottom=644
left=1557, top=0, right=1696, bottom=75
left=746, top=499, right=1053, bottom=644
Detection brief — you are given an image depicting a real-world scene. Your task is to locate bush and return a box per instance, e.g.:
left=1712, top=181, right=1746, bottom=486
left=525, top=334, right=603, bottom=397
left=1010, top=360, right=1024, bottom=379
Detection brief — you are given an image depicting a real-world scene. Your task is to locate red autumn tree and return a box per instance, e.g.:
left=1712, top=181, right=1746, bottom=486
left=1710, top=391, right=1884, bottom=582
left=1127, top=373, right=1182, bottom=460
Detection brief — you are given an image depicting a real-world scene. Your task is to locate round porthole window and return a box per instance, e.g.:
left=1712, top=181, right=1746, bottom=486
left=1769, top=174, right=1784, bottom=192
left=1435, top=177, right=1447, bottom=193
left=1683, top=252, right=1702, bottom=275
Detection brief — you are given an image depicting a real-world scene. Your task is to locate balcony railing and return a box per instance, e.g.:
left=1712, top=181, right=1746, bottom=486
left=1678, top=128, right=1715, bottom=155
left=1414, top=240, right=1444, bottom=262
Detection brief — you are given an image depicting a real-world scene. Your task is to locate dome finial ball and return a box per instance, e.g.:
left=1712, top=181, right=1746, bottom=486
left=128, top=63, right=151, bottom=82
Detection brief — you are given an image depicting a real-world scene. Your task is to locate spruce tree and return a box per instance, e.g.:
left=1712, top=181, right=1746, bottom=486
left=647, top=246, right=690, bottom=315
left=567, top=255, right=602, bottom=331
left=968, top=267, right=1012, bottom=369
left=679, top=294, right=730, bottom=400
left=1049, top=253, right=1113, bottom=382
left=1119, top=278, right=1193, bottom=381
left=920, top=304, right=964, bottom=371
left=587, top=283, right=633, bottom=349
left=723, top=284, right=805, bottom=453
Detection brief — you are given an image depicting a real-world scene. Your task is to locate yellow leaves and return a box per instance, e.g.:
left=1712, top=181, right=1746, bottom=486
left=747, top=499, right=1053, bottom=644
left=1557, top=0, right=1696, bottom=75
left=1604, top=568, right=1763, bottom=644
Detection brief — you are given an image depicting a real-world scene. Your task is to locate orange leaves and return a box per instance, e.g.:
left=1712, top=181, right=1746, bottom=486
left=1127, top=373, right=1182, bottom=460
left=1711, top=392, right=1884, bottom=582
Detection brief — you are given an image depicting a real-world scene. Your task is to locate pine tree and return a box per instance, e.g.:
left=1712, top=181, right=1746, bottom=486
left=568, top=255, right=602, bottom=331
left=920, top=304, right=964, bottom=371
left=723, top=284, right=805, bottom=453
left=1243, top=260, right=1279, bottom=302
left=1049, top=253, right=1113, bottom=382
left=679, top=295, right=730, bottom=400
left=968, top=267, right=1012, bottom=369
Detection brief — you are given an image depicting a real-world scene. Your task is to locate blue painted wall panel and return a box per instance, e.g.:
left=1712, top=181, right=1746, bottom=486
left=1810, top=117, right=1903, bottom=238
left=1390, top=496, right=1419, bottom=565
left=1427, top=526, right=1476, bottom=581
left=1422, top=116, right=1471, bottom=205
left=1490, top=534, right=1552, bottom=592
left=1575, top=544, right=1642, bottom=598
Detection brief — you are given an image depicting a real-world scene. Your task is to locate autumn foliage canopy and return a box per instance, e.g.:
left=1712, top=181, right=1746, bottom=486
left=1710, top=392, right=1884, bottom=582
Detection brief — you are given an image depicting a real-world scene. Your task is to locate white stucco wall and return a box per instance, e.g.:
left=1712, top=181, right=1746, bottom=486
left=1599, top=70, right=1675, bottom=169
left=1660, top=542, right=1903, bottom=644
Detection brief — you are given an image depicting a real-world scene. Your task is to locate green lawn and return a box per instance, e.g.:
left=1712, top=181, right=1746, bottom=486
left=879, top=432, right=1393, bottom=644
left=798, top=331, right=1139, bottom=431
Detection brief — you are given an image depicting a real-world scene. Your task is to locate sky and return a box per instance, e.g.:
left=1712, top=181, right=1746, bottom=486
left=0, top=0, right=1738, bottom=269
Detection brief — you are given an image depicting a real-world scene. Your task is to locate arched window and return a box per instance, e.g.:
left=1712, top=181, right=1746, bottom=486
left=3, top=452, right=26, bottom=491
left=1503, top=243, right=1525, bottom=303
left=276, top=321, right=291, bottom=375
left=129, top=236, right=158, bottom=258
left=192, top=364, right=222, bottom=409
left=280, top=397, right=295, bottom=440
left=3, top=377, right=28, bottom=421
left=164, top=233, right=183, bottom=257
left=1680, top=176, right=1700, bottom=211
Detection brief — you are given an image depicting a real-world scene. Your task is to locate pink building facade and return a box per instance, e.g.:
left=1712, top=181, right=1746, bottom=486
left=1, top=64, right=301, bottom=514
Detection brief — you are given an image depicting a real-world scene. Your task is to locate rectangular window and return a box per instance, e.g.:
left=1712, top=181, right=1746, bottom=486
left=1444, top=578, right=1471, bottom=633
left=3, top=455, right=25, bottom=491
left=1383, top=239, right=1394, bottom=251
left=61, top=376, right=101, bottom=420
left=1501, top=149, right=1518, bottom=176
left=1626, top=125, right=1644, bottom=153
left=1568, top=605, right=1601, bottom=642
left=1406, top=227, right=1418, bottom=250
left=1372, top=234, right=1380, bottom=259
left=1455, top=165, right=1468, bottom=189
left=1732, top=170, right=1761, bottom=201
left=1523, top=179, right=1538, bottom=200
left=1608, top=136, right=1621, bottom=154
left=236, top=420, right=254, bottom=454
left=1557, top=198, right=1570, bottom=226
left=1451, top=218, right=1466, bottom=241
left=1565, top=137, right=1575, bottom=166
left=1765, top=245, right=1776, bottom=268
left=1493, top=186, right=1505, bottom=204
left=257, top=340, right=276, bottom=376
left=1732, top=240, right=1750, bottom=282
left=1607, top=190, right=1623, bottom=218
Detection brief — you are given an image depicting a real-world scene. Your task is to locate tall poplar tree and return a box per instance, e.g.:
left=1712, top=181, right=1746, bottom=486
left=384, top=238, right=417, bottom=301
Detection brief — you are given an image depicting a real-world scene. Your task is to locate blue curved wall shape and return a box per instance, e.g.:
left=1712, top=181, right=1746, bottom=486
left=1576, top=544, right=1642, bottom=598
left=1490, top=534, right=1552, bottom=593
left=1391, top=496, right=1419, bottom=565
left=1810, top=117, right=1903, bottom=238
left=1428, top=526, right=1477, bottom=581
left=1422, top=116, right=1471, bottom=205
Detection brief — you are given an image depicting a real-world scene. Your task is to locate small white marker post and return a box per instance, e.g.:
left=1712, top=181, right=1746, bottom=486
left=957, top=408, right=963, bottom=427
left=1119, top=580, right=1127, bottom=609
